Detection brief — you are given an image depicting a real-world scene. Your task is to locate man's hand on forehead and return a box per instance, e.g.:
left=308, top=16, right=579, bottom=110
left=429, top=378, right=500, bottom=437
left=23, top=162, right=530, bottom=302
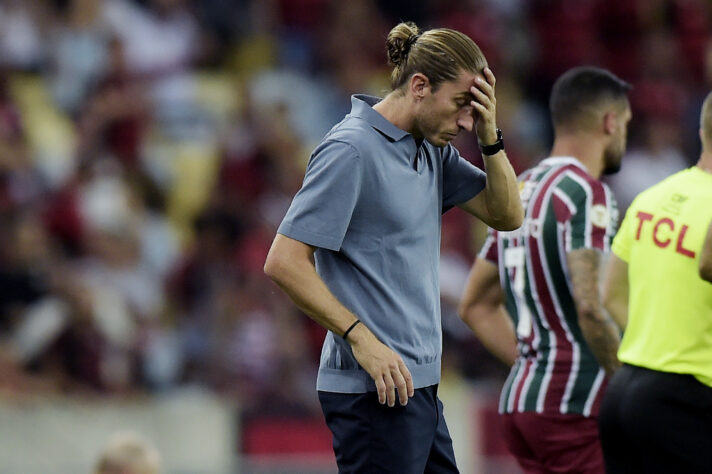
left=470, top=67, right=498, bottom=145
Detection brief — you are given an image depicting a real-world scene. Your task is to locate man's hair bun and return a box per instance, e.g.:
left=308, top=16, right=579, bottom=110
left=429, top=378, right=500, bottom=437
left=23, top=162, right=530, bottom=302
left=386, top=22, right=421, bottom=67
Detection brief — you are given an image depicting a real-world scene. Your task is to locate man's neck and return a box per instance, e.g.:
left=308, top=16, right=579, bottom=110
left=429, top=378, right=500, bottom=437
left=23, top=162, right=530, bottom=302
left=373, top=93, right=418, bottom=137
left=550, top=133, right=606, bottom=179
left=697, top=151, right=712, bottom=174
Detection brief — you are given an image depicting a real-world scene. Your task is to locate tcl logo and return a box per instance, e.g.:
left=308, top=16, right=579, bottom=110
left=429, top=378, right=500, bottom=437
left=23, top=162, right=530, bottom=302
left=635, top=211, right=696, bottom=258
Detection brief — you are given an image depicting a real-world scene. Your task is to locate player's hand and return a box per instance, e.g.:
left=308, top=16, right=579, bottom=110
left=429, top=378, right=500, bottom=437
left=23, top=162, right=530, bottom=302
left=471, top=67, right=498, bottom=146
left=348, top=325, right=414, bottom=407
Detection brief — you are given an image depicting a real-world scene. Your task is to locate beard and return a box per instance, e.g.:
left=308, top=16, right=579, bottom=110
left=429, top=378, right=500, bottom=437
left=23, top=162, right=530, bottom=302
left=602, top=141, right=624, bottom=175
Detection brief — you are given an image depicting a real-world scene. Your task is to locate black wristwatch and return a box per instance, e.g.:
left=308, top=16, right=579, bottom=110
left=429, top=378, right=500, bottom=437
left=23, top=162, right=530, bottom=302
left=479, top=128, right=504, bottom=156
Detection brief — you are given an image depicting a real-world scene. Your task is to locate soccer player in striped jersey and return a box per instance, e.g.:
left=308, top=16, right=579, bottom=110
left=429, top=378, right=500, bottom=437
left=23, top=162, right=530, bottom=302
left=458, top=67, right=631, bottom=474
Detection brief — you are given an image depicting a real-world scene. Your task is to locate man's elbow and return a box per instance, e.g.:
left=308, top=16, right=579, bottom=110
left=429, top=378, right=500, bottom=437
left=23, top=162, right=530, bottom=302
left=508, top=206, right=525, bottom=230
left=491, top=207, right=524, bottom=231
left=458, top=299, right=488, bottom=327
left=264, top=250, right=286, bottom=283
left=457, top=301, right=472, bottom=322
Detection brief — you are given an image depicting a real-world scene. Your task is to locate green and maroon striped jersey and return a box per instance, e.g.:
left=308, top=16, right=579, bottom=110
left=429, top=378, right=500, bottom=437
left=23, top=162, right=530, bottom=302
left=480, top=157, right=618, bottom=417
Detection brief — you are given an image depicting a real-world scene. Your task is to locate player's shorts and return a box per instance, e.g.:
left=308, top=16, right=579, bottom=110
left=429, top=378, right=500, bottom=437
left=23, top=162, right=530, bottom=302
left=500, top=411, right=604, bottom=474
left=318, top=384, right=459, bottom=473
left=599, top=363, right=712, bottom=474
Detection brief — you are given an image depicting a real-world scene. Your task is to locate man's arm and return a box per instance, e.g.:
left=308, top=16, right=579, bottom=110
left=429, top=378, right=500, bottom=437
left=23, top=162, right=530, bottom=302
left=264, top=234, right=414, bottom=407
left=603, top=254, right=629, bottom=330
left=458, top=258, right=517, bottom=366
left=458, top=68, right=524, bottom=231
left=568, top=249, right=621, bottom=376
left=700, top=220, right=712, bottom=283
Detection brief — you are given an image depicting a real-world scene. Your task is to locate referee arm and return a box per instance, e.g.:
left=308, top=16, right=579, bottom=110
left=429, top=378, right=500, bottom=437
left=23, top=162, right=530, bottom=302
left=568, top=249, right=621, bottom=376
left=700, top=220, right=712, bottom=283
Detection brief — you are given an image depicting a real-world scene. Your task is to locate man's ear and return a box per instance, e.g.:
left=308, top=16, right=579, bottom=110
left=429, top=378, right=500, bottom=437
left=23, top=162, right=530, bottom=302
left=603, top=111, right=618, bottom=135
left=410, top=73, right=430, bottom=101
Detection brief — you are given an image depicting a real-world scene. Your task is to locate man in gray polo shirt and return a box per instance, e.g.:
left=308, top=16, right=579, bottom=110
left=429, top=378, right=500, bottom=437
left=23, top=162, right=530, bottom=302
left=264, top=22, right=523, bottom=473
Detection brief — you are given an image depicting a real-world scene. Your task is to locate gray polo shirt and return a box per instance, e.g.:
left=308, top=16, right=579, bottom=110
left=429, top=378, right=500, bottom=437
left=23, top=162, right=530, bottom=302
left=278, top=94, right=487, bottom=393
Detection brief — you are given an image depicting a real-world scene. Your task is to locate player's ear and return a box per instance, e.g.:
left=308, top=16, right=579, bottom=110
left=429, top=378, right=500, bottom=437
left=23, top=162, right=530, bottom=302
left=603, top=111, right=618, bottom=135
left=410, top=73, right=430, bottom=101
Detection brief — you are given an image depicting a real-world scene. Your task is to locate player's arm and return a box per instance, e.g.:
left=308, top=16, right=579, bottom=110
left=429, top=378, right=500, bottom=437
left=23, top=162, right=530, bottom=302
left=458, top=68, right=524, bottom=231
left=602, top=254, right=629, bottom=330
left=458, top=258, right=517, bottom=366
left=264, top=234, right=414, bottom=407
left=699, top=220, right=712, bottom=283
left=567, top=249, right=621, bottom=376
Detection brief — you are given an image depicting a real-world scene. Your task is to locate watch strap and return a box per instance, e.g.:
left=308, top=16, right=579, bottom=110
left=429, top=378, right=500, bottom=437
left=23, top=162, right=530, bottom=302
left=479, top=128, right=504, bottom=156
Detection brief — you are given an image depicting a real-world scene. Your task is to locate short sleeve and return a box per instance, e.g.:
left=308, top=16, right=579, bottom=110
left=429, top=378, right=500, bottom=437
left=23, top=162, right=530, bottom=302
left=611, top=204, right=634, bottom=263
left=563, top=175, right=617, bottom=252
left=278, top=140, right=361, bottom=251
left=478, top=228, right=499, bottom=265
left=441, top=144, right=486, bottom=211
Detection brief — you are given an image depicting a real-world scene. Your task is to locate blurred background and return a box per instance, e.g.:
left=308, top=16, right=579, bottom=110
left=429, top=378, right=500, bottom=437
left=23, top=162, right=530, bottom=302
left=0, top=0, right=709, bottom=472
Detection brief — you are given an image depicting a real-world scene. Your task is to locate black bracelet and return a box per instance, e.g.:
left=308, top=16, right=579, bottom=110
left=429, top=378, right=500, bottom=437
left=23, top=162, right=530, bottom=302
left=342, top=320, right=361, bottom=341
left=478, top=128, right=504, bottom=156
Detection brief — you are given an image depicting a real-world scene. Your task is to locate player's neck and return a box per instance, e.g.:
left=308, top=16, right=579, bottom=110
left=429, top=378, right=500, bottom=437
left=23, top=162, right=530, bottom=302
left=550, top=134, right=605, bottom=179
left=697, top=151, right=712, bottom=174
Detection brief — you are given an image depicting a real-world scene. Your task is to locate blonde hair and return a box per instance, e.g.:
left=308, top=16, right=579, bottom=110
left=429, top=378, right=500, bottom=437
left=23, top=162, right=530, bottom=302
left=94, top=432, right=161, bottom=474
left=386, top=22, right=488, bottom=92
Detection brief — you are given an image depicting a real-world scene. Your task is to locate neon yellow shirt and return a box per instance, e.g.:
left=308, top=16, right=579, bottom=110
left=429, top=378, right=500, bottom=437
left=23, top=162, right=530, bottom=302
left=612, top=166, right=712, bottom=387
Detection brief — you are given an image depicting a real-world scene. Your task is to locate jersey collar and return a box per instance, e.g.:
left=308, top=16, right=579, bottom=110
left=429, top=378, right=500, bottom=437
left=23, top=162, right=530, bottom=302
left=350, top=94, right=411, bottom=142
left=541, top=156, right=592, bottom=175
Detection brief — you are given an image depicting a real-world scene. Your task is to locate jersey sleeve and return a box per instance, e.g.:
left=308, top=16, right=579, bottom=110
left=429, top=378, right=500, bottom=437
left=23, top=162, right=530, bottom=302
left=277, top=140, right=361, bottom=251
left=441, top=144, right=487, bottom=212
left=478, top=228, right=500, bottom=265
left=562, top=174, right=618, bottom=252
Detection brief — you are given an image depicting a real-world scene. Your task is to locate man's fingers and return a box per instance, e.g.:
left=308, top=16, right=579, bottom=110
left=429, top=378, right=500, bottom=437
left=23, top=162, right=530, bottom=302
left=470, top=85, right=488, bottom=102
left=398, top=360, right=414, bottom=397
left=383, top=371, right=396, bottom=407
left=391, top=367, right=409, bottom=406
left=470, top=85, right=494, bottom=111
left=375, top=376, right=387, bottom=405
left=471, top=101, right=490, bottom=120
left=483, top=66, right=496, bottom=87
left=473, top=76, right=495, bottom=102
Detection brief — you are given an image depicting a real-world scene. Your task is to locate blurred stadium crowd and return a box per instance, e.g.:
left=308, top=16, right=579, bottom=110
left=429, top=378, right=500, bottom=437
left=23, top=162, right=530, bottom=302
left=0, top=0, right=710, bottom=420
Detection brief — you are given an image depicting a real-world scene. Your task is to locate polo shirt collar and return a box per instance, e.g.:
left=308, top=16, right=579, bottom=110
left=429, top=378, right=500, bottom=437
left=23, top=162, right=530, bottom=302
left=350, top=94, right=411, bottom=142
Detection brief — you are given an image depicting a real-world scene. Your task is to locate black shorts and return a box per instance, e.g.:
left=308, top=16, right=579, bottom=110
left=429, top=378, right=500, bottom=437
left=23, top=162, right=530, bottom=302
left=318, top=384, right=459, bottom=474
left=599, top=363, right=712, bottom=474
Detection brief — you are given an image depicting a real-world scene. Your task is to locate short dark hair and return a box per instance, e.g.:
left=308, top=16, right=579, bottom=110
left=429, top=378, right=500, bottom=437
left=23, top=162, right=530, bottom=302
left=549, top=67, right=632, bottom=131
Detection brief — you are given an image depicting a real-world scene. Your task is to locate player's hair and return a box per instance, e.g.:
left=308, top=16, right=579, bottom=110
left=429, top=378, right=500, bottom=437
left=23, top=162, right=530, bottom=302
left=386, top=22, right=488, bottom=92
left=700, top=92, right=712, bottom=150
left=94, top=431, right=161, bottom=474
left=549, top=67, right=632, bottom=132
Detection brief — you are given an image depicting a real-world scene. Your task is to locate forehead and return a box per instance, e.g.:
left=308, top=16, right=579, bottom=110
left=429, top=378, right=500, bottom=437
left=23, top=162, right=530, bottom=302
left=437, top=70, right=483, bottom=96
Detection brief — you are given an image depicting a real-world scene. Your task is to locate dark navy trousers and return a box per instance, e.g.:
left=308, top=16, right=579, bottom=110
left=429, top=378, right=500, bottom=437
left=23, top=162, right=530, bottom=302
left=318, top=384, right=459, bottom=474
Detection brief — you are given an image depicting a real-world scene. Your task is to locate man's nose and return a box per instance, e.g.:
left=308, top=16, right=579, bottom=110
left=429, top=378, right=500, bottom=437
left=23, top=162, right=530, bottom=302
left=457, top=110, right=474, bottom=132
